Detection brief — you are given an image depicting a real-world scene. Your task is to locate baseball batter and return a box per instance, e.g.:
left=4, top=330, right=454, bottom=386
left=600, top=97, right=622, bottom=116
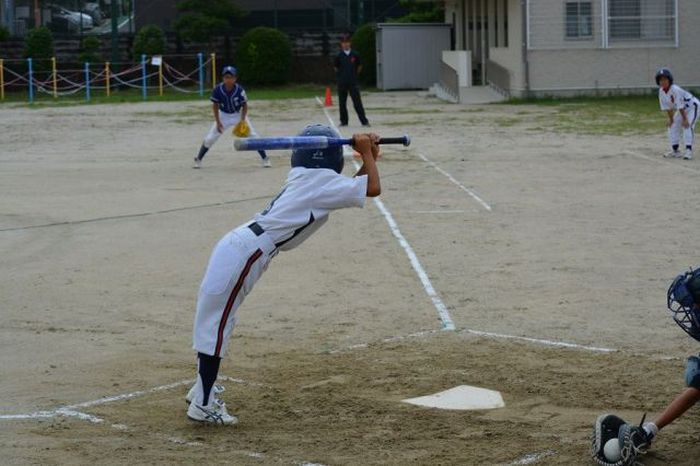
left=193, top=65, right=270, bottom=169
left=656, top=68, right=699, bottom=160
left=185, top=125, right=381, bottom=424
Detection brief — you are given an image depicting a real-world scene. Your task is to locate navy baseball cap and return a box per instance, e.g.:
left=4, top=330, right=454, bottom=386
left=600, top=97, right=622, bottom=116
left=221, top=66, right=237, bottom=77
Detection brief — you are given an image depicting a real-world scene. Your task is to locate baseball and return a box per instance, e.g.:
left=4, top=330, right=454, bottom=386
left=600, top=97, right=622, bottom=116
left=604, top=438, right=622, bottom=462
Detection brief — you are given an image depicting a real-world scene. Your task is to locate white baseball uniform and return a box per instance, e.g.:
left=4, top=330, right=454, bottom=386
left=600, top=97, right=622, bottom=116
left=193, top=167, right=368, bottom=357
left=659, top=84, right=699, bottom=148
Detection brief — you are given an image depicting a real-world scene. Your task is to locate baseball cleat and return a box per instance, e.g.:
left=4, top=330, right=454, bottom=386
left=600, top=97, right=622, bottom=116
left=262, top=157, right=272, bottom=168
left=187, top=398, right=238, bottom=425
left=193, top=157, right=202, bottom=169
left=683, top=150, right=693, bottom=160
left=185, top=383, right=225, bottom=405
left=664, top=150, right=681, bottom=158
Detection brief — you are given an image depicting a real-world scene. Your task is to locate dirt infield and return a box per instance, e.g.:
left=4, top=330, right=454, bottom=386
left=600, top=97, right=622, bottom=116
left=1, top=92, right=699, bottom=465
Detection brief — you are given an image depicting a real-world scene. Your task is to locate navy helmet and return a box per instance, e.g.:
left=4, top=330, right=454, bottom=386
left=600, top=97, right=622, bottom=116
left=291, top=124, right=344, bottom=174
left=667, top=268, right=700, bottom=342
left=655, top=67, right=674, bottom=86
left=221, top=65, right=238, bottom=77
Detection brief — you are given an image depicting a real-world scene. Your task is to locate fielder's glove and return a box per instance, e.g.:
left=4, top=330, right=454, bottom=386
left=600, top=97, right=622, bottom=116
left=232, top=120, right=250, bottom=137
left=592, top=414, right=654, bottom=466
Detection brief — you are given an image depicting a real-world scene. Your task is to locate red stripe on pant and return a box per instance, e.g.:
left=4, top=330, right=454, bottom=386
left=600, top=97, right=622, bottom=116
left=214, top=249, right=263, bottom=357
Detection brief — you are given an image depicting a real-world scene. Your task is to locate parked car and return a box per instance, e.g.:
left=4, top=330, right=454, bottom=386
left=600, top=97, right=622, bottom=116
left=83, top=3, right=104, bottom=25
left=48, top=4, right=94, bottom=32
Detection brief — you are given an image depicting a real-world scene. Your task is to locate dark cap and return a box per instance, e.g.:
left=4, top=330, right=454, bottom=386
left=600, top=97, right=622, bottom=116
left=221, top=65, right=238, bottom=77
left=340, top=33, right=352, bottom=42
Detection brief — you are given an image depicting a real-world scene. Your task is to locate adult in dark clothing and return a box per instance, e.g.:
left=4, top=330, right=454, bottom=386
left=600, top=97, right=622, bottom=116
left=333, top=35, right=370, bottom=127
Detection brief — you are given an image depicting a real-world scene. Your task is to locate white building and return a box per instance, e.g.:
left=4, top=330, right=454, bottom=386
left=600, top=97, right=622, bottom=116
left=438, top=0, right=700, bottom=98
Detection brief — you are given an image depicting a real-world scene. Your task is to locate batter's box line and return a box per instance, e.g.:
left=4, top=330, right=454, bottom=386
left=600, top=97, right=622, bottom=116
left=0, top=375, right=266, bottom=423
left=328, top=326, right=615, bottom=354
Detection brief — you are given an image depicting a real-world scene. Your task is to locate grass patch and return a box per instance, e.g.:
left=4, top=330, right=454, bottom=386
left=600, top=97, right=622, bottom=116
left=0, top=84, right=326, bottom=108
left=500, top=94, right=666, bottom=135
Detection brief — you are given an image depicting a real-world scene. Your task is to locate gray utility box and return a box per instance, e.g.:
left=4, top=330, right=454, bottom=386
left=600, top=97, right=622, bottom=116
left=376, top=23, right=452, bottom=90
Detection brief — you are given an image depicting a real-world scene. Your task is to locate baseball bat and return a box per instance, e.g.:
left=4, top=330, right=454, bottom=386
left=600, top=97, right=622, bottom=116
left=233, top=135, right=411, bottom=151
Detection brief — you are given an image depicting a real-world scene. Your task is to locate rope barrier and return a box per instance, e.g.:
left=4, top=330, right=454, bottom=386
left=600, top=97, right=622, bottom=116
left=0, top=54, right=214, bottom=103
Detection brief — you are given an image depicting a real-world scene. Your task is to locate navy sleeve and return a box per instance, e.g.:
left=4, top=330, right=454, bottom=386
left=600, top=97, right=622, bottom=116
left=354, top=52, right=362, bottom=66
left=209, top=85, right=220, bottom=103
left=333, top=54, right=340, bottom=69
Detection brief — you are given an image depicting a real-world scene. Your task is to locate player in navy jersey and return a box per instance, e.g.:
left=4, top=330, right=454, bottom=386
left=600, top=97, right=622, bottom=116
left=193, top=66, right=270, bottom=169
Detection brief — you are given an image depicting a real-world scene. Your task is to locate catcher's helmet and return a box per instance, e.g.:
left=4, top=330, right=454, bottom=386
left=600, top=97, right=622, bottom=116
left=291, top=124, right=344, bottom=174
left=221, top=65, right=238, bottom=77
left=667, top=268, right=700, bottom=342
left=655, top=67, right=674, bottom=86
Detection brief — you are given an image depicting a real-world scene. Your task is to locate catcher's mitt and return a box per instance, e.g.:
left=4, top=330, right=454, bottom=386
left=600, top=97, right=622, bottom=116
left=591, top=414, right=654, bottom=466
left=233, top=120, right=250, bottom=137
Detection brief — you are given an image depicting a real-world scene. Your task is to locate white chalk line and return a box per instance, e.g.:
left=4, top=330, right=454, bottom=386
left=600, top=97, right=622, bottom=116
left=331, top=326, right=615, bottom=354
left=416, top=152, right=492, bottom=212
left=624, top=150, right=700, bottom=174
left=0, top=375, right=263, bottom=422
left=411, top=210, right=472, bottom=214
left=462, top=329, right=615, bottom=353
left=505, top=449, right=557, bottom=465
left=315, top=96, right=456, bottom=331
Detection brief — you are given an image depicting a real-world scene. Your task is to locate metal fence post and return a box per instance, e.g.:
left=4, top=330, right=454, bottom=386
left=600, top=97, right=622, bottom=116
left=197, top=52, right=204, bottom=96
left=141, top=54, right=147, bottom=100
left=85, top=62, right=91, bottom=102
left=27, top=57, right=34, bottom=104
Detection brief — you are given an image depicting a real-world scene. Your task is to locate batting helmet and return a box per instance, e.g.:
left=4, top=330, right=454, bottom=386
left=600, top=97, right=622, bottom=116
left=221, top=65, right=238, bottom=77
left=655, top=68, right=674, bottom=86
left=667, top=268, right=700, bottom=342
left=290, top=124, right=344, bottom=174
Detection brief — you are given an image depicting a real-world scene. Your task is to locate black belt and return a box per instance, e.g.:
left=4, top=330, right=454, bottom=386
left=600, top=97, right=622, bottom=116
left=248, top=222, right=264, bottom=236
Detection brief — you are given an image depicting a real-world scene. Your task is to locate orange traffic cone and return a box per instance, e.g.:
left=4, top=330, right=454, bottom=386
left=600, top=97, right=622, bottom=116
left=324, top=87, right=333, bottom=107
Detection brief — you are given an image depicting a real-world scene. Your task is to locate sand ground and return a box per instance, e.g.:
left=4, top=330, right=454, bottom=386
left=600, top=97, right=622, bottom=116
left=1, top=92, right=699, bottom=465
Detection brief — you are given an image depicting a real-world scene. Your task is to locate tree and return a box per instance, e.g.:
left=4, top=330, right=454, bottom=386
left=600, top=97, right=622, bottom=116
left=392, top=1, right=444, bottom=23
left=235, top=27, right=291, bottom=85
left=24, top=27, right=54, bottom=72
left=174, top=0, right=244, bottom=46
left=352, top=24, right=376, bottom=86
left=132, top=25, right=166, bottom=60
left=79, top=37, right=102, bottom=63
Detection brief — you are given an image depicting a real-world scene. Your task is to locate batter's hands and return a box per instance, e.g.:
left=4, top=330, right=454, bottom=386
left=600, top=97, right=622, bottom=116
left=216, top=121, right=225, bottom=133
left=368, top=133, right=381, bottom=161
left=682, top=119, right=690, bottom=129
left=352, top=133, right=372, bottom=156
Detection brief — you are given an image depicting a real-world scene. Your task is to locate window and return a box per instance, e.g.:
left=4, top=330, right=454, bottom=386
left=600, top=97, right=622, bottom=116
left=565, top=1, right=593, bottom=39
left=608, top=0, right=675, bottom=41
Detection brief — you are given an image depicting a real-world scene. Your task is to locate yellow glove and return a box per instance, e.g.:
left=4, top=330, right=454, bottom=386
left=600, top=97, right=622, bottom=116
left=232, top=120, right=250, bottom=137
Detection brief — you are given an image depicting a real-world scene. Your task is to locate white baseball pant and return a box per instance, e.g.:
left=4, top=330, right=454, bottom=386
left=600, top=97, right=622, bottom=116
left=193, top=224, right=277, bottom=357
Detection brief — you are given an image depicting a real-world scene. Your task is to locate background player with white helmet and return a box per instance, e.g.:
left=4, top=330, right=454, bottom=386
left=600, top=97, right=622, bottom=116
left=656, top=68, right=699, bottom=160
left=193, top=65, right=270, bottom=169
left=185, top=125, right=381, bottom=424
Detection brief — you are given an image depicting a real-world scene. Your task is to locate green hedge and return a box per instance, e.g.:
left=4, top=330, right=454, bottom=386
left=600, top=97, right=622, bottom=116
left=79, top=37, right=102, bottom=64
left=235, top=27, right=292, bottom=86
left=24, top=27, right=54, bottom=72
left=352, top=24, right=376, bottom=86
left=132, top=25, right=166, bottom=60
left=0, top=25, right=9, bottom=42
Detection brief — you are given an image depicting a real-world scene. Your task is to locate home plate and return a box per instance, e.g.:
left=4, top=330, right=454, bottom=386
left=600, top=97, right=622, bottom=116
left=402, top=385, right=505, bottom=410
